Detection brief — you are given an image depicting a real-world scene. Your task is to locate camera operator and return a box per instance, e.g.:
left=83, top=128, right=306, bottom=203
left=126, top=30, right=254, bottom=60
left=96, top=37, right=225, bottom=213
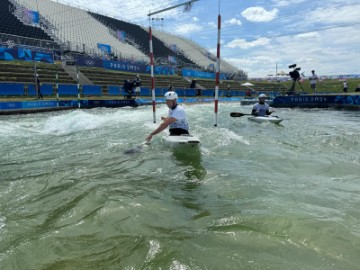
left=288, top=64, right=303, bottom=94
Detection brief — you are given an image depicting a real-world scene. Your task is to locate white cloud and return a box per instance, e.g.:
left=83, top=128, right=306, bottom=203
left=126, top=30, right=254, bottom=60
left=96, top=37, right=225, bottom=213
left=294, top=32, right=319, bottom=39
left=224, top=18, right=241, bottom=26
left=207, top=21, right=217, bottom=28
left=44, top=0, right=360, bottom=77
left=174, top=24, right=203, bottom=35
left=241, top=6, right=279, bottom=22
left=225, top=37, right=270, bottom=49
left=272, top=0, right=308, bottom=7
left=310, top=5, right=359, bottom=24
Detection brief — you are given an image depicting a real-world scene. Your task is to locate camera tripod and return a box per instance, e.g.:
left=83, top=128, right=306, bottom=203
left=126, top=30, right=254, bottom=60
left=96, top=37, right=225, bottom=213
left=288, top=78, right=304, bottom=94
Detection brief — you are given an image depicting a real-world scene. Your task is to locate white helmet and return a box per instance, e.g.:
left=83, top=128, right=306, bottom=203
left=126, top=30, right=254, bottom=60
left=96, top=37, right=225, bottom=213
left=164, top=91, right=178, bottom=100
left=259, top=93, right=266, bottom=98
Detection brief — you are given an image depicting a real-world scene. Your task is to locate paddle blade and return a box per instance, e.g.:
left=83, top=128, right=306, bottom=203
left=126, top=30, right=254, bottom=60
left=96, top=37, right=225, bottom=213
left=124, top=141, right=150, bottom=154
left=230, top=112, right=250, bottom=117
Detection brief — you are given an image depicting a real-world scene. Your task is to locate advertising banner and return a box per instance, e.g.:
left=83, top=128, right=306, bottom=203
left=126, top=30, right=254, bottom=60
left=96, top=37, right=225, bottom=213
left=75, top=57, right=103, bottom=68
left=182, top=68, right=228, bottom=80
left=22, top=9, right=39, bottom=25
left=103, top=60, right=147, bottom=73
left=97, top=43, right=111, bottom=54
left=117, top=31, right=126, bottom=42
left=0, top=47, right=53, bottom=63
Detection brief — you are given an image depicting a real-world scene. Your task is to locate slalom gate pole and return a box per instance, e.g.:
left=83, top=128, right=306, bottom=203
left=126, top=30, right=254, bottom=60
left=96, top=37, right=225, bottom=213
left=214, top=11, right=221, bottom=126
left=148, top=25, right=156, bottom=123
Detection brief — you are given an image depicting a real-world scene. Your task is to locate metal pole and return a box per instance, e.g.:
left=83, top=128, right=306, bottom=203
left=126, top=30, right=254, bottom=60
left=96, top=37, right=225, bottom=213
left=76, top=66, right=80, bottom=108
left=149, top=24, right=156, bottom=123
left=147, top=0, right=199, bottom=123
left=56, top=66, right=59, bottom=106
left=34, top=61, right=39, bottom=99
left=214, top=2, right=221, bottom=127
left=147, top=0, right=199, bottom=17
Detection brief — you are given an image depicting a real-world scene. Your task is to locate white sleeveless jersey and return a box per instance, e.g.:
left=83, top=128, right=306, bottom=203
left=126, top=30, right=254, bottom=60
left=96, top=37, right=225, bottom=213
left=169, top=105, right=189, bottom=130
left=252, top=102, right=269, bottom=116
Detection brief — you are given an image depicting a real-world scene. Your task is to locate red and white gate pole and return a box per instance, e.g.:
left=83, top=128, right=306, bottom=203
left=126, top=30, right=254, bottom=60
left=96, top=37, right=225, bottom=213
left=148, top=25, right=156, bottom=123
left=214, top=12, right=221, bottom=126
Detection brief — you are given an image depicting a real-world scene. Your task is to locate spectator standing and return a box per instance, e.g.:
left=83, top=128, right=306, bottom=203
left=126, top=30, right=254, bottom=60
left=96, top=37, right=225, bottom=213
left=343, top=80, right=348, bottom=92
left=134, top=75, right=141, bottom=99
left=310, top=70, right=318, bottom=93
left=123, top=78, right=133, bottom=99
left=36, top=74, right=43, bottom=99
left=226, top=84, right=231, bottom=97
left=355, top=84, right=360, bottom=92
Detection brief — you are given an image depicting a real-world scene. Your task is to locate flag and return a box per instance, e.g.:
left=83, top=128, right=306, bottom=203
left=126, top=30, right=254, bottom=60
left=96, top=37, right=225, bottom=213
left=168, top=56, right=177, bottom=64
left=170, top=44, right=177, bottom=52
left=117, top=31, right=126, bottom=43
left=183, top=2, right=193, bottom=12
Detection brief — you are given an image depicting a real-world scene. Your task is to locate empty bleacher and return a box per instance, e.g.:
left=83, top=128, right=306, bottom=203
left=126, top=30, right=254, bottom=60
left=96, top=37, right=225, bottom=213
left=0, top=0, right=252, bottom=99
left=15, top=0, right=148, bottom=61
left=79, top=66, right=190, bottom=94
left=0, top=0, right=56, bottom=46
left=88, top=12, right=197, bottom=68
left=151, top=28, right=241, bottom=74
left=0, top=60, right=75, bottom=84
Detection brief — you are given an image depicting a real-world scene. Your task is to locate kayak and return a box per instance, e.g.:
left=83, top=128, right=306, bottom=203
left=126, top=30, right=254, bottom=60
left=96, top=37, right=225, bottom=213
left=248, top=115, right=283, bottom=123
left=162, top=134, right=201, bottom=150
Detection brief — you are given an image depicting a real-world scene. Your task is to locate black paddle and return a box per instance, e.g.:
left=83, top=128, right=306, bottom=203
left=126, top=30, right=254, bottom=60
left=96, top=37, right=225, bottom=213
left=230, top=112, right=252, bottom=117
left=124, top=141, right=150, bottom=154
left=230, top=112, right=281, bottom=119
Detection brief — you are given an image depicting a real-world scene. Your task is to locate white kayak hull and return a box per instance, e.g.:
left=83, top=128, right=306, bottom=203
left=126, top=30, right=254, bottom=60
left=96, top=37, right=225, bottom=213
left=248, top=116, right=283, bottom=123
left=163, top=135, right=201, bottom=150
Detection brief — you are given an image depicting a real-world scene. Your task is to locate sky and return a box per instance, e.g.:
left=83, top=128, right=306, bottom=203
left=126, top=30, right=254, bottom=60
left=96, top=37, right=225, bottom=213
left=54, top=0, right=360, bottom=78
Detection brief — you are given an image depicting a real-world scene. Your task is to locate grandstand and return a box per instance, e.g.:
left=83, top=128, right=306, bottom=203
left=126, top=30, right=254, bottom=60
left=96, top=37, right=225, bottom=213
left=88, top=12, right=196, bottom=67
left=151, top=28, right=238, bottom=74
left=15, top=0, right=148, bottom=61
left=0, top=0, right=255, bottom=99
left=0, top=0, right=59, bottom=50
left=0, top=61, right=75, bottom=84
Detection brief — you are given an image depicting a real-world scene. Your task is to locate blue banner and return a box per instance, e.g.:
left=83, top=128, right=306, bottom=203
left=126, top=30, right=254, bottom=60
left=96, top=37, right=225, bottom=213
left=170, top=44, right=177, bottom=52
left=74, top=56, right=175, bottom=75
left=75, top=57, right=103, bottom=68
left=272, top=95, right=360, bottom=108
left=182, top=68, right=227, bottom=80
left=23, top=9, right=39, bottom=25
left=117, top=31, right=126, bottom=42
left=97, top=43, right=111, bottom=54
left=146, top=65, right=175, bottom=75
left=18, top=48, right=32, bottom=61
left=0, top=47, right=53, bottom=63
left=103, top=60, right=147, bottom=73
left=0, top=47, right=17, bottom=61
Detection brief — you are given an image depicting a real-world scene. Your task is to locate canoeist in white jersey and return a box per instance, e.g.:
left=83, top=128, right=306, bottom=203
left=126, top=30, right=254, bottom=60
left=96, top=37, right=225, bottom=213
left=251, top=94, right=272, bottom=117
left=146, top=90, right=189, bottom=142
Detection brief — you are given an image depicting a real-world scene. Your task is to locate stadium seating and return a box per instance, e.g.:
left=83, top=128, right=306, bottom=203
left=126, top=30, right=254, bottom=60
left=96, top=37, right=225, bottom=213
left=0, top=61, right=76, bottom=84
left=88, top=12, right=196, bottom=67
left=0, top=0, right=54, bottom=43
left=15, top=0, right=148, bottom=61
left=151, top=28, right=239, bottom=74
left=0, top=0, right=259, bottom=99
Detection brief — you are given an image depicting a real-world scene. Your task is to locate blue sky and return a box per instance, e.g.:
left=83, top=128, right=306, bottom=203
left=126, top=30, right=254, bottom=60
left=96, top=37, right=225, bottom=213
left=56, top=0, right=360, bottom=78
